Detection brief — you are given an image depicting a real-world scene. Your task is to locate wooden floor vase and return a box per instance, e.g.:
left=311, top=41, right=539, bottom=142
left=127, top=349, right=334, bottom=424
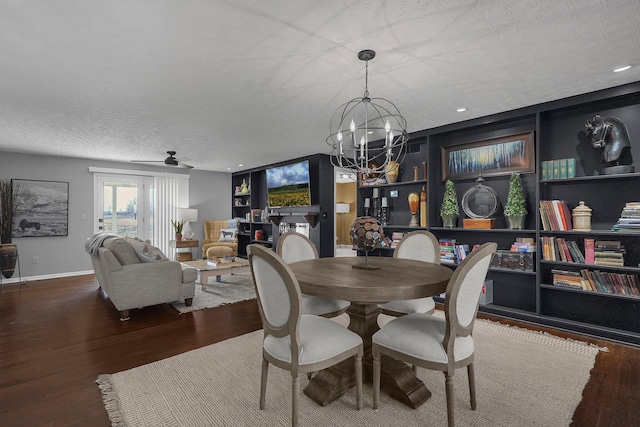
left=0, top=243, right=18, bottom=279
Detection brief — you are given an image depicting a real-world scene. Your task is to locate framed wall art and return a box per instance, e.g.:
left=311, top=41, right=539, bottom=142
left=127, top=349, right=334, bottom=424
left=11, top=179, right=69, bottom=237
left=441, top=131, right=535, bottom=181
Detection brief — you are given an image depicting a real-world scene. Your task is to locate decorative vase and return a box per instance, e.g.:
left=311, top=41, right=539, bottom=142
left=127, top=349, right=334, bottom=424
left=349, top=216, right=383, bottom=270
left=408, top=192, right=420, bottom=226
left=0, top=243, right=18, bottom=279
left=506, top=214, right=526, bottom=230
left=572, top=201, right=592, bottom=231
left=442, top=214, right=457, bottom=228
left=384, top=161, right=399, bottom=183
left=241, top=179, right=250, bottom=194
left=175, top=233, right=183, bottom=243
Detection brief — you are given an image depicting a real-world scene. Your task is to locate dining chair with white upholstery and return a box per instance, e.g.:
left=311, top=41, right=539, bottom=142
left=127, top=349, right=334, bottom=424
left=276, top=231, right=350, bottom=318
left=248, top=244, right=364, bottom=427
left=372, top=242, right=497, bottom=427
left=378, top=230, right=441, bottom=317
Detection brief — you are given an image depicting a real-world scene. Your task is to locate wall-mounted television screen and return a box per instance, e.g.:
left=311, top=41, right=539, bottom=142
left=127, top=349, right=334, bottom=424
left=266, top=160, right=311, bottom=207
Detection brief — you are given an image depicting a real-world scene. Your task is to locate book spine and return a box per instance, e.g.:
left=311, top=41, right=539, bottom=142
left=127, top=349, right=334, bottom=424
left=584, top=238, right=595, bottom=264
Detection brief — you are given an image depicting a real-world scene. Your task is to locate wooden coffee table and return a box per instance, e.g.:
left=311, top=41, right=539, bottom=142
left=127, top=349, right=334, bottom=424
left=181, top=258, right=250, bottom=290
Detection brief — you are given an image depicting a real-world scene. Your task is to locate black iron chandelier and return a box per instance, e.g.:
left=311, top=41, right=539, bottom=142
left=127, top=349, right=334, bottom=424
left=326, top=49, right=408, bottom=183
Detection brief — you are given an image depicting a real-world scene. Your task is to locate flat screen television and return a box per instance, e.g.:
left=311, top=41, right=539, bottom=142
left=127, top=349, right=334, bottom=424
left=266, top=160, right=311, bottom=207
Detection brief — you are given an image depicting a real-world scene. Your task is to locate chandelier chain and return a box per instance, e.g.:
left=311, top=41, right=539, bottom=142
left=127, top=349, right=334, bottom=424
left=363, top=59, right=369, bottom=99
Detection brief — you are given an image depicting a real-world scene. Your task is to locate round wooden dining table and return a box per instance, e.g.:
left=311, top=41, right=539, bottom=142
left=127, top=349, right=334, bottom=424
left=288, top=256, right=453, bottom=409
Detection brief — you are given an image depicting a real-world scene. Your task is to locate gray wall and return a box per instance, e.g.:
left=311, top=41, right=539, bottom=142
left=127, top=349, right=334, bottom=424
left=0, top=151, right=230, bottom=281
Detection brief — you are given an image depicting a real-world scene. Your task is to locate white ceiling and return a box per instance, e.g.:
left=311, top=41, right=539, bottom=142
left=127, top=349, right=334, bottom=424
left=1, top=1, right=639, bottom=173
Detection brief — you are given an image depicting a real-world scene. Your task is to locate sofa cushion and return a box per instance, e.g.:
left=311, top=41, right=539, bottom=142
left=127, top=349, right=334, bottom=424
left=103, top=237, right=141, bottom=265
left=125, top=236, right=168, bottom=263
left=218, top=228, right=237, bottom=242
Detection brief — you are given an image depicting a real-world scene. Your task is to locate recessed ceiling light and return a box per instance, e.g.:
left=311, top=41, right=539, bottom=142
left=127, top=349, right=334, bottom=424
left=613, top=65, right=632, bottom=73
left=456, top=108, right=467, bottom=112
left=238, top=164, right=244, bottom=167
left=227, top=167, right=231, bottom=170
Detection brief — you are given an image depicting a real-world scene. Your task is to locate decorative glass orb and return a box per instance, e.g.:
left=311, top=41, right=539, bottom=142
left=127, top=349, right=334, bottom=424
left=350, top=216, right=383, bottom=252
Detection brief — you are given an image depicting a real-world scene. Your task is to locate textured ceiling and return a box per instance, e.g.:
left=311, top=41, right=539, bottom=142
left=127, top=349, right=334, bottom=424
left=1, top=1, right=639, bottom=172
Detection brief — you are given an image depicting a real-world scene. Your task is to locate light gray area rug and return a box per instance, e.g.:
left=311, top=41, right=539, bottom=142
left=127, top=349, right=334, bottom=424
left=170, top=271, right=255, bottom=313
left=97, top=314, right=606, bottom=426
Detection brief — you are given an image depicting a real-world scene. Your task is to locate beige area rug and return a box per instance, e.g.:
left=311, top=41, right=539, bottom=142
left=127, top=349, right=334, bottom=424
left=170, top=271, right=255, bottom=313
left=97, top=314, right=606, bottom=427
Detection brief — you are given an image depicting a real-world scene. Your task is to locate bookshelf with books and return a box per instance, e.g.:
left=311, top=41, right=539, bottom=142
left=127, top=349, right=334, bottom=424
left=538, top=84, right=640, bottom=339
left=351, top=81, right=640, bottom=343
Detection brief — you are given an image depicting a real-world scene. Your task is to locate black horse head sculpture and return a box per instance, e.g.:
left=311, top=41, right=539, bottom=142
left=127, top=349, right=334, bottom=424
left=585, top=115, right=633, bottom=174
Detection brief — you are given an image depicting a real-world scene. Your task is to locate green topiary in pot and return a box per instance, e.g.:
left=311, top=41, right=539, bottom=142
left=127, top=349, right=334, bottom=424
left=440, top=179, right=459, bottom=227
left=504, top=173, right=527, bottom=229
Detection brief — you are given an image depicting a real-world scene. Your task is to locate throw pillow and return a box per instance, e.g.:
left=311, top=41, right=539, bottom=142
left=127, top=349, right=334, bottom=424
left=218, top=228, right=237, bottom=242
left=125, top=236, right=169, bottom=263
left=103, top=237, right=141, bottom=265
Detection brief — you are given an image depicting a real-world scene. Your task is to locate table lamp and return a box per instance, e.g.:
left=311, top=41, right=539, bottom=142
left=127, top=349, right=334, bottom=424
left=178, top=208, right=199, bottom=239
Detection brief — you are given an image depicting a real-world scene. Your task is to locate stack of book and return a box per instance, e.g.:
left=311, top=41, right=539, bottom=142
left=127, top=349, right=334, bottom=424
left=594, top=240, right=625, bottom=266
left=541, top=236, right=584, bottom=262
left=552, top=269, right=586, bottom=289
left=439, top=238, right=457, bottom=264
left=539, top=200, right=573, bottom=231
left=390, top=232, right=405, bottom=248
left=510, top=237, right=536, bottom=252
left=612, top=202, right=640, bottom=232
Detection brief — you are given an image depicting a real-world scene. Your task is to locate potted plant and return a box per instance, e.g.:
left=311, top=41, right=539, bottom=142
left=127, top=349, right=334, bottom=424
left=171, top=219, right=185, bottom=242
left=440, top=179, right=459, bottom=228
left=504, top=173, right=527, bottom=229
left=0, top=180, right=18, bottom=278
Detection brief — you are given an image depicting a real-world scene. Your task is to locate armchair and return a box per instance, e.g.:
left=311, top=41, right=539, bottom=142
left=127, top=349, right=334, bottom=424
left=90, top=236, right=197, bottom=320
left=202, top=219, right=238, bottom=258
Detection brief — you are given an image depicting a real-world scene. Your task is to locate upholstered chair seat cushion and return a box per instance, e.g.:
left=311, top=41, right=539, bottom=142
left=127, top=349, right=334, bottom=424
left=373, top=313, right=474, bottom=364
left=264, top=314, right=362, bottom=366
left=378, top=297, right=435, bottom=316
left=302, top=295, right=351, bottom=317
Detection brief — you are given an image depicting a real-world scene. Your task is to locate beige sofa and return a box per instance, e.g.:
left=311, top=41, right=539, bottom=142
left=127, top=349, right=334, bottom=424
left=202, top=219, right=238, bottom=258
left=90, top=236, right=197, bottom=320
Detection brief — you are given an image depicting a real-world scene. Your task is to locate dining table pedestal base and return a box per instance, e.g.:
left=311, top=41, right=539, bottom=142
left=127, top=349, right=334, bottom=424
left=302, top=303, right=432, bottom=409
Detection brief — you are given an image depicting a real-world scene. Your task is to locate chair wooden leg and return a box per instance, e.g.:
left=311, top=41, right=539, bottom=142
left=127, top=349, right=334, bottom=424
left=260, top=358, right=268, bottom=410
left=445, top=372, right=455, bottom=427
left=184, top=297, right=193, bottom=306
left=355, top=354, right=363, bottom=411
left=292, top=375, right=300, bottom=427
left=119, top=310, right=130, bottom=321
left=373, top=352, right=381, bottom=409
left=467, top=363, right=476, bottom=410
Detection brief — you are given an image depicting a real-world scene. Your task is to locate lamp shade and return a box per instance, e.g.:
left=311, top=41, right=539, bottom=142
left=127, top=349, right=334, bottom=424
left=178, top=208, right=198, bottom=223
left=336, top=203, right=350, bottom=214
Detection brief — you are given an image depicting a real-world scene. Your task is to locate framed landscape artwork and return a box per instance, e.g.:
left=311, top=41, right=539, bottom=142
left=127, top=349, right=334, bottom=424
left=441, top=131, right=535, bottom=180
left=11, top=179, right=69, bottom=238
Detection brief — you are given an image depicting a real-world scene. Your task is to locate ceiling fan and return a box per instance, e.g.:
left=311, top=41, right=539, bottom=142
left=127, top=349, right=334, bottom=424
left=131, top=151, right=193, bottom=169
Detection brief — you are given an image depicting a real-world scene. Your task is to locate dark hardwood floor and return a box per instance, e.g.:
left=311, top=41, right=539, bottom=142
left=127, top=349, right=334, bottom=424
left=1, top=274, right=639, bottom=426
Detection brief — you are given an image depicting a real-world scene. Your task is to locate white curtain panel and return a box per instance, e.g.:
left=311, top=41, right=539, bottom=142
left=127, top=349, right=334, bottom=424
left=154, top=175, right=189, bottom=256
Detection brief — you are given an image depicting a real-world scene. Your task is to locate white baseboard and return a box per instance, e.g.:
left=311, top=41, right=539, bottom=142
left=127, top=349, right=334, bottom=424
left=0, top=270, right=94, bottom=285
